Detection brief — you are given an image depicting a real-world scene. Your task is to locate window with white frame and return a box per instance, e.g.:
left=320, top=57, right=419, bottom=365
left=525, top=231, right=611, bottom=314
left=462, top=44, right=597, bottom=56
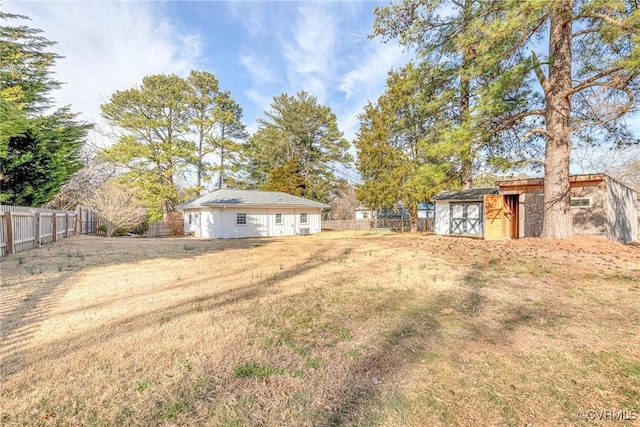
left=237, top=213, right=247, bottom=225
left=188, top=214, right=192, bottom=225
left=275, top=213, right=283, bottom=225
left=570, top=198, right=591, bottom=208
left=300, top=213, right=308, bottom=224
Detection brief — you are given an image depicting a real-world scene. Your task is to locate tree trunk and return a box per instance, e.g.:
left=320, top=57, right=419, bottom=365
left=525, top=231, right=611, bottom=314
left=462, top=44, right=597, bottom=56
left=409, top=202, right=418, bottom=232
left=197, top=130, right=203, bottom=195
left=460, top=71, right=472, bottom=190
left=218, top=125, right=226, bottom=189
left=541, top=1, right=574, bottom=238
left=460, top=0, right=473, bottom=190
left=218, top=147, right=225, bottom=190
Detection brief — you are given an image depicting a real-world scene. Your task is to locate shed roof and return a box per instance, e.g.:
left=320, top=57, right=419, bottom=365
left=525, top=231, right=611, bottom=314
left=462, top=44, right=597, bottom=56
left=177, top=189, right=330, bottom=209
left=432, top=187, right=499, bottom=201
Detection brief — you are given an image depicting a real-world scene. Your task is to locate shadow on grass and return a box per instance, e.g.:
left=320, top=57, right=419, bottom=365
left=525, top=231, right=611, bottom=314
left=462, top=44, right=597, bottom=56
left=0, top=240, right=346, bottom=377
left=0, top=235, right=280, bottom=378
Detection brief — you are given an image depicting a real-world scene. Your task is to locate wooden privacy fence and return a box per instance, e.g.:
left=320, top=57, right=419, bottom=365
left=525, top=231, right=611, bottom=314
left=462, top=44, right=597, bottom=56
left=323, top=218, right=434, bottom=232
left=75, top=206, right=102, bottom=235
left=322, top=220, right=372, bottom=231
left=0, top=205, right=78, bottom=256
left=145, top=222, right=172, bottom=238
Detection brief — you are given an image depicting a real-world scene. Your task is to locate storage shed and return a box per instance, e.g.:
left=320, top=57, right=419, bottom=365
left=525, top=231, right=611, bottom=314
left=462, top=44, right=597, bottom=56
left=433, top=174, right=637, bottom=243
left=176, top=189, right=330, bottom=239
left=495, top=174, right=637, bottom=243
left=433, top=188, right=499, bottom=237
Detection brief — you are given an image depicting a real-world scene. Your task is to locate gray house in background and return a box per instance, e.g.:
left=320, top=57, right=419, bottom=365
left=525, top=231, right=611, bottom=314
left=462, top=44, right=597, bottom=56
left=434, top=174, right=638, bottom=243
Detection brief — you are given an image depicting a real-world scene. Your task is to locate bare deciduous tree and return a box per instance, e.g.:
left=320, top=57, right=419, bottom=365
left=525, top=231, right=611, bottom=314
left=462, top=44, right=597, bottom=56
left=83, top=180, right=145, bottom=237
left=573, top=144, right=640, bottom=191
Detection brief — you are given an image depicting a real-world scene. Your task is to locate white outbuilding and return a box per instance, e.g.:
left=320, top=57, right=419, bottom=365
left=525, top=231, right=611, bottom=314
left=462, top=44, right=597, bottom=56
left=176, top=189, right=330, bottom=239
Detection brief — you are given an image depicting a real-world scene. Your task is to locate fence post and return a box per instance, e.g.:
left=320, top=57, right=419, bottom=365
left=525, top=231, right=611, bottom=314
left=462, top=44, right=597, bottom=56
left=5, top=211, right=13, bottom=255
left=64, top=213, right=69, bottom=238
left=52, top=214, right=57, bottom=243
left=86, top=209, right=90, bottom=233
left=35, top=212, right=41, bottom=247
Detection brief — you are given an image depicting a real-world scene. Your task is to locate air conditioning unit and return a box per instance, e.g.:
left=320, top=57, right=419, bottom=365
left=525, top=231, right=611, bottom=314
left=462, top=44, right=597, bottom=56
left=298, top=227, right=310, bottom=235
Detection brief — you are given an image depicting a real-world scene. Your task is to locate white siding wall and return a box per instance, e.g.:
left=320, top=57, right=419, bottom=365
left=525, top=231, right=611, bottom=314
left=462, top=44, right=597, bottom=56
left=435, top=201, right=450, bottom=235
left=184, top=212, right=198, bottom=236
left=183, top=207, right=323, bottom=239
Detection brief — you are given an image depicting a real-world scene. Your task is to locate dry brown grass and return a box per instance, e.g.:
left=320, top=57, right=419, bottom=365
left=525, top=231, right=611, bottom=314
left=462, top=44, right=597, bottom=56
left=1, top=232, right=639, bottom=426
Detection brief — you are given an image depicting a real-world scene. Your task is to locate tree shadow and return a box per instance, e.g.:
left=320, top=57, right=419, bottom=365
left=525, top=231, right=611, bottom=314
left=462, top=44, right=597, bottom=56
left=0, top=241, right=344, bottom=377
left=0, top=235, right=281, bottom=379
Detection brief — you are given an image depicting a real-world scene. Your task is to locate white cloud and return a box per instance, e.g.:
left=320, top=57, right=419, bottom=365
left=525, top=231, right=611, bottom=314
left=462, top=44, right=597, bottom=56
left=336, top=42, right=410, bottom=143
left=4, top=1, right=203, bottom=146
left=240, top=54, right=277, bottom=85
left=283, top=3, right=338, bottom=102
left=227, top=2, right=268, bottom=37
left=339, top=42, right=410, bottom=100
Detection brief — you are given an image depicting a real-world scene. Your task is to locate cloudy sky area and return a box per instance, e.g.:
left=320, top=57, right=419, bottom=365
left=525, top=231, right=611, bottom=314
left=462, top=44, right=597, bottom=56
left=5, top=0, right=411, bottom=153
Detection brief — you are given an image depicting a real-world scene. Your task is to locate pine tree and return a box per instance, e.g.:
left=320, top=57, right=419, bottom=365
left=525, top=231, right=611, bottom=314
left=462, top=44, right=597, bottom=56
left=247, top=91, right=351, bottom=202
left=100, top=74, right=194, bottom=220
left=465, top=0, right=640, bottom=237
left=186, top=71, right=248, bottom=193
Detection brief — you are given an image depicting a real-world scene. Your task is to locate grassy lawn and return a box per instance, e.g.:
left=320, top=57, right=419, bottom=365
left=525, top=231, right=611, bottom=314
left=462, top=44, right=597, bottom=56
left=1, top=232, right=639, bottom=426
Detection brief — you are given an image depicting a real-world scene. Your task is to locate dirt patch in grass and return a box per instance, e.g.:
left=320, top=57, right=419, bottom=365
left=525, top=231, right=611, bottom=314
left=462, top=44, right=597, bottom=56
left=1, top=232, right=639, bottom=426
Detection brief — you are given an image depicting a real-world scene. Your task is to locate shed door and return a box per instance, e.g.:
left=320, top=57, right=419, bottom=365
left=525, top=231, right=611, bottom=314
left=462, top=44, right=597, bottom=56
left=450, top=202, right=483, bottom=236
left=484, top=194, right=504, bottom=240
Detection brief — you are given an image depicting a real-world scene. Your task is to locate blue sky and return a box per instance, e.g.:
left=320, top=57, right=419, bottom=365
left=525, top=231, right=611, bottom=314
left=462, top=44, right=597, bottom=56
left=4, top=0, right=411, bottom=156
left=5, top=1, right=638, bottom=184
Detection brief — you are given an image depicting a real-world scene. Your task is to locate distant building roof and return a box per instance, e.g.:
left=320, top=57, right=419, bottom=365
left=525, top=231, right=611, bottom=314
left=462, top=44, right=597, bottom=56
left=432, top=187, right=499, bottom=201
left=176, top=189, right=330, bottom=209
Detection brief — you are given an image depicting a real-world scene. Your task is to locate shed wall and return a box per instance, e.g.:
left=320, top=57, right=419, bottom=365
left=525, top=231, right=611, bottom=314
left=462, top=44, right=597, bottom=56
left=435, top=201, right=450, bottom=235
left=605, top=177, right=638, bottom=243
left=519, top=191, right=544, bottom=238
left=571, top=181, right=606, bottom=238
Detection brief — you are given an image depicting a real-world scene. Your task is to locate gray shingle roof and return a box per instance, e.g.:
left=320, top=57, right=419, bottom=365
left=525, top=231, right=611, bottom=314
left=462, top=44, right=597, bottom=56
left=432, top=187, right=499, bottom=201
left=176, top=189, right=331, bottom=209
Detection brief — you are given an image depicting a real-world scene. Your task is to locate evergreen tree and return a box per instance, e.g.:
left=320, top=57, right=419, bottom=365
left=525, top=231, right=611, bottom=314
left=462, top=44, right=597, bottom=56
left=355, top=64, right=459, bottom=231
left=187, top=70, right=221, bottom=194
left=100, top=74, right=194, bottom=220
left=372, top=0, right=491, bottom=189
left=208, top=91, right=248, bottom=190
left=0, top=12, right=89, bottom=206
left=465, top=0, right=640, bottom=237
left=186, top=71, right=248, bottom=193
left=247, top=91, right=351, bottom=202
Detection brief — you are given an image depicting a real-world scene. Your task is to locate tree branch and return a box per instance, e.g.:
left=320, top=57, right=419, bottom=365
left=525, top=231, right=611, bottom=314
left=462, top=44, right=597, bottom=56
left=531, top=50, right=548, bottom=92
left=578, top=12, right=640, bottom=34
left=568, top=66, right=624, bottom=95
left=573, top=28, right=599, bottom=38
left=521, top=128, right=551, bottom=141
left=492, top=109, right=546, bottom=134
